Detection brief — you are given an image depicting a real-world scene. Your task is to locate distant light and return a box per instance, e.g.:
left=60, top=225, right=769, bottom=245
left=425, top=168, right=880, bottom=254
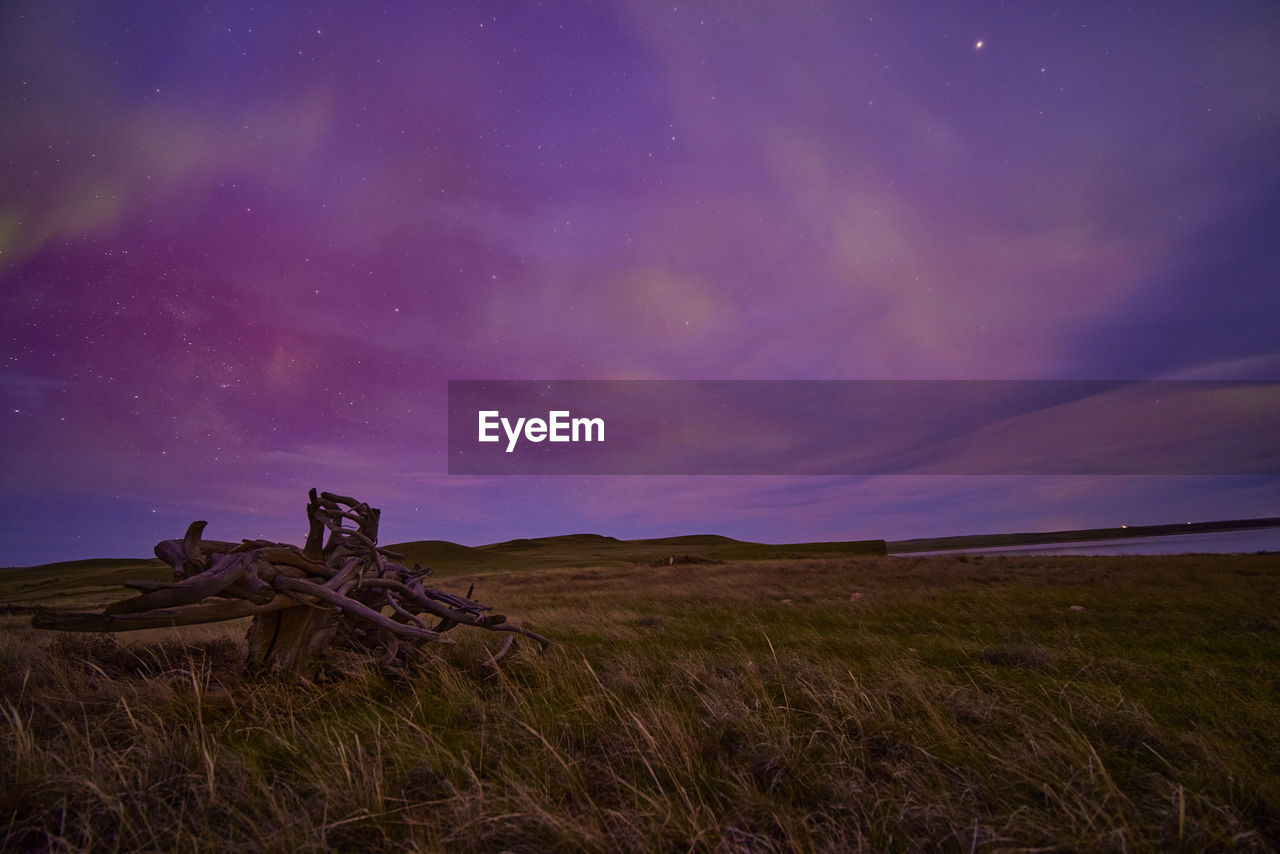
left=1121, top=524, right=1128, bottom=529
left=975, top=39, right=984, bottom=50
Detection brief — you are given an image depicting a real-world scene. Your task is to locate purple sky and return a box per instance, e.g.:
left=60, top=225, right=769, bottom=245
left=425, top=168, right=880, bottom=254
left=3, top=2, right=1279, bottom=565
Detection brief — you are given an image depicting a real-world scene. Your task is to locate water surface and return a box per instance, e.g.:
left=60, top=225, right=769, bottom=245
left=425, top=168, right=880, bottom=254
left=909, top=526, right=1280, bottom=557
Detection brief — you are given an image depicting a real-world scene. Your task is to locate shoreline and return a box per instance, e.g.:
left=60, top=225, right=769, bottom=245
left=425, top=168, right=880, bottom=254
left=886, top=516, right=1280, bottom=554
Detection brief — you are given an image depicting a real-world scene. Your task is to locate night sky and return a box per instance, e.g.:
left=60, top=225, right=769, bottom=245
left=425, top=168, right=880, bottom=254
left=3, top=2, right=1279, bottom=566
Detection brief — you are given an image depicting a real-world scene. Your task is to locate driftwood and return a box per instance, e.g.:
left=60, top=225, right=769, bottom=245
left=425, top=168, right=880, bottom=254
left=33, top=489, right=550, bottom=678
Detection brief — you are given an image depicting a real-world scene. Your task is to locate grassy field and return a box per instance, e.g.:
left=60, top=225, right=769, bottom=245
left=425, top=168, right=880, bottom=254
left=2, top=550, right=1278, bottom=851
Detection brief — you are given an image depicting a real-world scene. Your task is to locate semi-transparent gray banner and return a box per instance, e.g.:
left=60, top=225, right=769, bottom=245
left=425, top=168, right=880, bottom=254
left=447, top=380, right=1280, bottom=475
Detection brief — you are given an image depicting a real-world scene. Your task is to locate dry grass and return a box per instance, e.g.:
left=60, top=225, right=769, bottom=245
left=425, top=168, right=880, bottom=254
left=2, top=553, right=1278, bottom=851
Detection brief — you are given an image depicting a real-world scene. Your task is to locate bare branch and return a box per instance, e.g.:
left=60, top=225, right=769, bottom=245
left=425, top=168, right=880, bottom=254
left=105, top=553, right=252, bottom=615
left=183, top=520, right=208, bottom=567
left=34, top=595, right=296, bottom=632
left=483, top=635, right=516, bottom=668
left=271, top=575, right=451, bottom=645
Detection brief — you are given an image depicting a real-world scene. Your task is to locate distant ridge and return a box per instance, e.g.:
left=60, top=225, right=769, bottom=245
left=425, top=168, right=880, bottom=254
left=482, top=534, right=622, bottom=550
left=13, top=515, right=1268, bottom=577
left=1, top=556, right=162, bottom=573
left=634, top=534, right=744, bottom=546
left=391, top=532, right=885, bottom=569
left=385, top=539, right=522, bottom=569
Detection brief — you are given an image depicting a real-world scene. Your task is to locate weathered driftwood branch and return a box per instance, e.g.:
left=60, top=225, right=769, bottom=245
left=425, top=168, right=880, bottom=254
left=32, top=489, right=549, bottom=678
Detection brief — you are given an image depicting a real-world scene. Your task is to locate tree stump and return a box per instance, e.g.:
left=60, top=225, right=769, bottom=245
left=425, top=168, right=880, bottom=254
left=33, top=489, right=550, bottom=679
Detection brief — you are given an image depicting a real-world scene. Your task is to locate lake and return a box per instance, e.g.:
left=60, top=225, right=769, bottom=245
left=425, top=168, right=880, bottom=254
left=909, top=526, right=1280, bottom=556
